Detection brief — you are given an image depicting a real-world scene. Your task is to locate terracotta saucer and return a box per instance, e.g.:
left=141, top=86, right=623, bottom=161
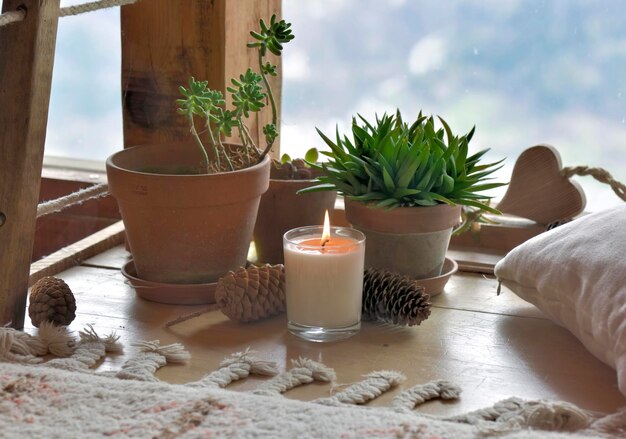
left=414, top=257, right=458, bottom=297
left=122, top=260, right=217, bottom=305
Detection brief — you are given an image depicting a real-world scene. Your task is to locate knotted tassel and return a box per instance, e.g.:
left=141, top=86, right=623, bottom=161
left=46, top=325, right=121, bottom=371
left=116, top=340, right=190, bottom=382
left=253, top=358, right=336, bottom=396
left=37, top=321, right=77, bottom=357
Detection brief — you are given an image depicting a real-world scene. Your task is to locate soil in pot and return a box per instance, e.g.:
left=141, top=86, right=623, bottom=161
left=107, top=142, right=270, bottom=284
left=345, top=199, right=461, bottom=279
left=253, top=164, right=337, bottom=264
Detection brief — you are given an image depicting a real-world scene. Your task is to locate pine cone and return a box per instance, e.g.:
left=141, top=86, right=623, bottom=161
left=362, top=268, right=431, bottom=326
left=216, top=264, right=285, bottom=322
left=28, top=277, right=76, bottom=327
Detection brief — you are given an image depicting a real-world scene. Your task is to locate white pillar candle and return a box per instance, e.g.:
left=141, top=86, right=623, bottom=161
left=283, top=217, right=365, bottom=341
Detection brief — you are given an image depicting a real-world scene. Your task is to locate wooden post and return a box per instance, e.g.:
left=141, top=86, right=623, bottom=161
left=0, top=0, right=60, bottom=328
left=121, top=0, right=281, bottom=158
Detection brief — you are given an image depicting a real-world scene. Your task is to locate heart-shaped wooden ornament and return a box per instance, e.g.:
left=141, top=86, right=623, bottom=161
left=496, top=145, right=586, bottom=225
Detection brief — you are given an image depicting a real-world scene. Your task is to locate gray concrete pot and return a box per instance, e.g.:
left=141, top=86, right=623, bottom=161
left=345, top=199, right=461, bottom=279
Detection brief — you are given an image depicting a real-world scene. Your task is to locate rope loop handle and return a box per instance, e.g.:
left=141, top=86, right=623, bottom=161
left=562, top=166, right=626, bottom=202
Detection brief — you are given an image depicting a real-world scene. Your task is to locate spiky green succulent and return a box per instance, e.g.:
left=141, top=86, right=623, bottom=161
left=301, top=111, right=506, bottom=213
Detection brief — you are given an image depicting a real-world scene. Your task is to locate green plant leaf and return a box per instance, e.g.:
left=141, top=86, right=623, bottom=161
left=304, top=147, right=319, bottom=163
left=382, top=166, right=396, bottom=193
left=297, top=183, right=337, bottom=194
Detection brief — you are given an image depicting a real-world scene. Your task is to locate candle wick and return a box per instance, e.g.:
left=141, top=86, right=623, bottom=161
left=321, top=238, right=329, bottom=248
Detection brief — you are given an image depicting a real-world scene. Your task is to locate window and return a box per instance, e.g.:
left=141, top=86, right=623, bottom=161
left=44, top=1, right=122, bottom=165
left=281, top=0, right=626, bottom=211
left=42, top=1, right=625, bottom=211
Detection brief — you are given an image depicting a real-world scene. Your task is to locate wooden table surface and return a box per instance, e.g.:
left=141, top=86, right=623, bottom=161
left=25, top=246, right=625, bottom=417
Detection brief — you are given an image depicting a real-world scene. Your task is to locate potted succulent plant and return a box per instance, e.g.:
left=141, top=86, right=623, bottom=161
left=253, top=148, right=337, bottom=264
left=106, top=15, right=294, bottom=286
left=301, top=111, right=506, bottom=279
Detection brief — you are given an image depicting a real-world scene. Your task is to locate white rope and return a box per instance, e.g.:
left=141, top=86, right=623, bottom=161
left=115, top=340, right=189, bottom=382
left=314, top=370, right=406, bottom=406
left=36, top=320, right=77, bottom=357
left=60, top=0, right=139, bottom=17
left=1, top=322, right=77, bottom=360
left=392, top=379, right=461, bottom=411
left=0, top=9, right=25, bottom=27
left=187, top=348, right=278, bottom=388
left=252, top=358, right=336, bottom=397
left=0, top=327, right=43, bottom=364
left=46, top=324, right=121, bottom=371
left=36, top=183, right=109, bottom=218
left=0, top=0, right=139, bottom=29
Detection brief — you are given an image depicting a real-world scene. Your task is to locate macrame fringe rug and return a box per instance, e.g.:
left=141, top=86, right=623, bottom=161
left=1, top=324, right=625, bottom=438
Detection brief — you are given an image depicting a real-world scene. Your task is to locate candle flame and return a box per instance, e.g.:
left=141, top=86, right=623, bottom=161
left=321, top=209, right=331, bottom=246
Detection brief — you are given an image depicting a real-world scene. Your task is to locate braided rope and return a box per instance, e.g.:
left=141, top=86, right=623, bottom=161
left=0, top=0, right=139, bottom=29
left=562, top=166, right=626, bottom=202
left=314, top=370, right=405, bottom=406
left=36, top=183, right=109, bottom=218
left=0, top=327, right=43, bottom=364
left=114, top=341, right=189, bottom=382
left=45, top=325, right=121, bottom=371
left=0, top=9, right=25, bottom=27
left=392, top=379, right=461, bottom=410
left=60, top=0, right=139, bottom=17
left=187, top=348, right=278, bottom=388
left=252, top=357, right=336, bottom=396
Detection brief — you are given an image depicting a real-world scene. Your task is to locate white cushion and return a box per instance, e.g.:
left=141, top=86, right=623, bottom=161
left=494, top=205, right=626, bottom=396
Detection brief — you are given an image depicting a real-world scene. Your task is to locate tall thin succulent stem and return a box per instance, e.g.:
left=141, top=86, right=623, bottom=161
left=241, top=123, right=259, bottom=154
left=214, top=128, right=234, bottom=171
left=205, top=118, right=220, bottom=170
left=257, top=51, right=277, bottom=163
left=188, top=114, right=210, bottom=174
left=237, top=122, right=252, bottom=166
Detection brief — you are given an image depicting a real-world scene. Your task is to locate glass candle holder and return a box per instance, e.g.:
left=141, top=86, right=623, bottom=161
left=283, top=226, right=366, bottom=342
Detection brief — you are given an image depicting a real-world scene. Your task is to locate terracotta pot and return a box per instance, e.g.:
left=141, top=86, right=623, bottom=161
left=106, top=142, right=270, bottom=284
left=253, top=179, right=337, bottom=263
left=345, top=199, right=461, bottom=279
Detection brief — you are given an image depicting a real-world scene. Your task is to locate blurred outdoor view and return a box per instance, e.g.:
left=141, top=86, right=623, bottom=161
left=42, top=0, right=625, bottom=211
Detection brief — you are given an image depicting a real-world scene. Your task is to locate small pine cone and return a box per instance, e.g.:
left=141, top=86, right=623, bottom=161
left=28, top=277, right=76, bottom=327
left=362, top=268, right=431, bottom=326
left=216, top=264, right=285, bottom=322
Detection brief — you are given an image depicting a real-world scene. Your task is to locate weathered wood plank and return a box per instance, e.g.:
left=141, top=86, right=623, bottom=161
left=121, top=0, right=281, bottom=156
left=121, top=0, right=225, bottom=147
left=0, top=0, right=60, bottom=328
left=29, top=221, right=125, bottom=286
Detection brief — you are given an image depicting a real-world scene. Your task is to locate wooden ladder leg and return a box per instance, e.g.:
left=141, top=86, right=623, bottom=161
left=0, top=0, right=60, bottom=328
